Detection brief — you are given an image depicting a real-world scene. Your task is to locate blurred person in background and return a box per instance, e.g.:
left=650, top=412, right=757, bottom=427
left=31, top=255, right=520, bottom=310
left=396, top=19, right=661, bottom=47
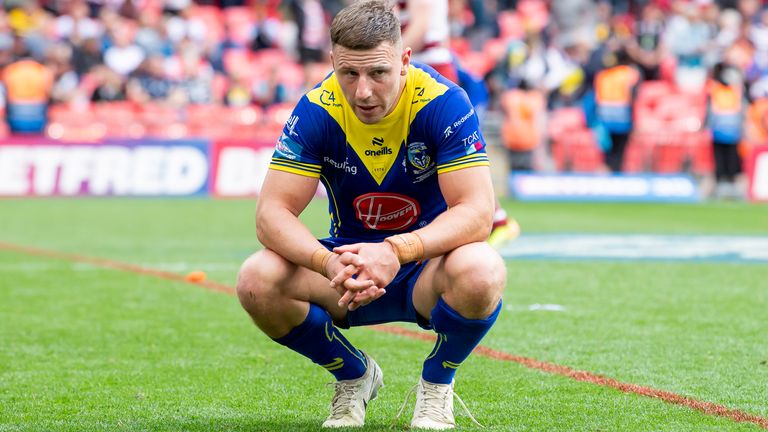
left=103, top=18, right=145, bottom=76
left=71, top=36, right=104, bottom=78
left=1, top=54, right=53, bottom=133
left=167, top=41, right=215, bottom=105
left=285, top=0, right=330, bottom=87
left=126, top=55, right=173, bottom=103
left=594, top=48, right=640, bottom=172
left=223, top=69, right=253, bottom=107
left=86, top=64, right=127, bottom=101
left=397, top=0, right=456, bottom=82
left=45, top=42, right=80, bottom=103
left=626, top=1, right=667, bottom=81
left=500, top=83, right=546, bottom=172
left=663, top=0, right=712, bottom=92
left=707, top=61, right=746, bottom=199
left=249, top=2, right=281, bottom=51
left=251, top=63, right=287, bottom=108
left=163, top=1, right=207, bottom=48
left=7, top=0, right=51, bottom=60
left=711, top=8, right=743, bottom=66
left=134, top=9, right=174, bottom=57
left=52, top=0, right=103, bottom=45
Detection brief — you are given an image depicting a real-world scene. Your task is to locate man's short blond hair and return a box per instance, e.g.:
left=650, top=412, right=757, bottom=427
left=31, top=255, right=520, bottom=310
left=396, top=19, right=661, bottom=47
left=330, top=0, right=401, bottom=50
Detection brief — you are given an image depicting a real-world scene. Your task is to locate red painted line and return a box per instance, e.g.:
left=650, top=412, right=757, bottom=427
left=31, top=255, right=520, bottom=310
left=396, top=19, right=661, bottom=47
left=369, top=327, right=768, bottom=430
left=0, top=241, right=235, bottom=295
left=2, top=240, right=766, bottom=429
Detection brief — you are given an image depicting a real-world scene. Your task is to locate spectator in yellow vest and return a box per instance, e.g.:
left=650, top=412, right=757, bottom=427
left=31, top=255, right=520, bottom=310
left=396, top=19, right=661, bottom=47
left=707, top=61, right=746, bottom=199
left=1, top=57, right=53, bottom=134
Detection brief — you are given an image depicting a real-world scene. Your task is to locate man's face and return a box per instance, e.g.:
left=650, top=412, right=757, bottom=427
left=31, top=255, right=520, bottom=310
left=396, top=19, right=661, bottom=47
left=331, top=41, right=409, bottom=124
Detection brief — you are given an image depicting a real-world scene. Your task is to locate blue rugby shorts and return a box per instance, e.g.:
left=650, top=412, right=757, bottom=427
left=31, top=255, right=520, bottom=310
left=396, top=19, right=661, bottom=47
left=319, top=237, right=432, bottom=330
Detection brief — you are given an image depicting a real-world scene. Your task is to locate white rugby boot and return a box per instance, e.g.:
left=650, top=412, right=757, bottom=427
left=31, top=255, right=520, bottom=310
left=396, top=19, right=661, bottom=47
left=322, top=352, right=383, bottom=428
left=410, top=378, right=456, bottom=430
left=408, top=378, right=483, bottom=430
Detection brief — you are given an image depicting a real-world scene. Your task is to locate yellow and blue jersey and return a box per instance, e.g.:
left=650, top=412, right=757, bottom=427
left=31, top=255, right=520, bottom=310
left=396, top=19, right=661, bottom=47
left=269, top=63, right=489, bottom=241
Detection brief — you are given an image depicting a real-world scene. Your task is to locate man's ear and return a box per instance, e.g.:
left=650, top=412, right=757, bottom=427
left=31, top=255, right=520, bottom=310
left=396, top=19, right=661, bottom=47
left=401, top=48, right=412, bottom=75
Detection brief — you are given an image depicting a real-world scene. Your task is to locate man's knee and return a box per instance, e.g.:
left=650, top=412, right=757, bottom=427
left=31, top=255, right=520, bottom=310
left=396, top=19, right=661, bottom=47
left=443, top=243, right=506, bottom=315
left=236, top=249, right=293, bottom=314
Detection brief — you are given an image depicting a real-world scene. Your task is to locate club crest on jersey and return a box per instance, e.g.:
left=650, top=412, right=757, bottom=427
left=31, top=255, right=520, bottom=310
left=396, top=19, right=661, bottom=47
left=353, top=193, right=421, bottom=230
left=407, top=142, right=432, bottom=171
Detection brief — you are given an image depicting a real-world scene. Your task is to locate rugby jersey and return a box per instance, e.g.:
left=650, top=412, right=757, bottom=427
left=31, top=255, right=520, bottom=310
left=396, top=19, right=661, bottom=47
left=269, top=63, right=489, bottom=241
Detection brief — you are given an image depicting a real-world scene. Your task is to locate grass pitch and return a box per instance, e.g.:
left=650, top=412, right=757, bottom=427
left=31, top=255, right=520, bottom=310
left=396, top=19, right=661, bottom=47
left=1, top=199, right=767, bottom=431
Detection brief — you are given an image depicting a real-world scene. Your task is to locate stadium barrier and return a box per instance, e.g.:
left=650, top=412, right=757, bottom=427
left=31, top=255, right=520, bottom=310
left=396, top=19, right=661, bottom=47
left=1, top=136, right=763, bottom=201
left=0, top=137, right=277, bottom=197
left=509, top=172, right=701, bottom=202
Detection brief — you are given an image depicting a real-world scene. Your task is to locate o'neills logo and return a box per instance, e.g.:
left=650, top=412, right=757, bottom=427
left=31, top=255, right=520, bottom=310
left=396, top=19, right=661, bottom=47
left=365, top=147, right=392, bottom=156
left=353, top=193, right=421, bottom=230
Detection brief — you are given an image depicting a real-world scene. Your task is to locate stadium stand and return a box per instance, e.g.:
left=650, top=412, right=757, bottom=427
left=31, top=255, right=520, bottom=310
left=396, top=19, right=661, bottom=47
left=0, top=0, right=766, bottom=195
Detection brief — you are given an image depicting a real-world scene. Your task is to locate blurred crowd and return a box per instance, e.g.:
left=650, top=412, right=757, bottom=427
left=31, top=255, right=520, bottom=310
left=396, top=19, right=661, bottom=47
left=1, top=0, right=768, bottom=195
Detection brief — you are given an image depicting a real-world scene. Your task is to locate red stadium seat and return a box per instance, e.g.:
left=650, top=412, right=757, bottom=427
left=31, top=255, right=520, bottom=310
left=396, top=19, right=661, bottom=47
left=637, top=80, right=674, bottom=105
left=254, top=49, right=292, bottom=69
left=186, top=103, right=222, bottom=124
left=551, top=129, right=604, bottom=173
left=624, top=132, right=656, bottom=172
left=91, top=102, right=137, bottom=123
left=653, top=142, right=688, bottom=173
left=455, top=51, right=494, bottom=77
left=449, top=37, right=470, bottom=56
left=547, top=107, right=586, bottom=142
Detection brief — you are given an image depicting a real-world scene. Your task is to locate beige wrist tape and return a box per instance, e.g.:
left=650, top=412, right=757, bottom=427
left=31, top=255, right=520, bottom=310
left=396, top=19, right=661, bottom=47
left=310, top=247, right=334, bottom=277
left=384, top=232, right=424, bottom=264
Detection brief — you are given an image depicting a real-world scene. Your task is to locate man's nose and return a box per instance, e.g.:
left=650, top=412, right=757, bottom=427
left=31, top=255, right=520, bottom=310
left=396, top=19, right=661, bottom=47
left=355, top=76, right=372, bottom=100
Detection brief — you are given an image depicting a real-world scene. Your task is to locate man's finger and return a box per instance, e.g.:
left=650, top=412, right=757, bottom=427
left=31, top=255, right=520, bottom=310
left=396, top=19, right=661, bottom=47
left=336, top=251, right=364, bottom=268
left=337, top=289, right=356, bottom=308
left=342, top=277, right=375, bottom=292
left=329, top=264, right=358, bottom=288
left=348, top=287, right=386, bottom=311
left=333, top=243, right=362, bottom=254
left=355, top=286, right=386, bottom=303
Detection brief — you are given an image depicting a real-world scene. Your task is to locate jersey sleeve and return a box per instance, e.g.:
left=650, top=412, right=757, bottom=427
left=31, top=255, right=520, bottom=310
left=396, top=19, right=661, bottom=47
left=268, top=96, right=325, bottom=178
left=431, top=87, right=490, bottom=174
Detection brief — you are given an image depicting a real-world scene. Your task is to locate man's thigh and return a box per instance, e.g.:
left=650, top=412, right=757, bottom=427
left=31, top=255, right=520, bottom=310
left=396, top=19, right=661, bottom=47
left=411, top=242, right=503, bottom=319
left=250, top=248, right=349, bottom=323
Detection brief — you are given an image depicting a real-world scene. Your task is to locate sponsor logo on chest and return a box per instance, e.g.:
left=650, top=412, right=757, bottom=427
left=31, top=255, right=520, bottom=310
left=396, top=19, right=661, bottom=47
left=365, top=136, right=393, bottom=156
left=353, top=193, right=421, bottom=230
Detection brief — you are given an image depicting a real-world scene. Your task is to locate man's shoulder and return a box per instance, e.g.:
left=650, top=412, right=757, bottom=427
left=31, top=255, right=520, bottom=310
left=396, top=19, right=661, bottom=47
left=408, top=64, right=473, bottom=119
left=409, top=62, right=459, bottom=92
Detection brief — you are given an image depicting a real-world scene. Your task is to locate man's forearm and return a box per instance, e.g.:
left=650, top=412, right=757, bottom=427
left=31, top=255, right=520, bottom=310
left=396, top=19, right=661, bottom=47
left=411, top=203, right=492, bottom=260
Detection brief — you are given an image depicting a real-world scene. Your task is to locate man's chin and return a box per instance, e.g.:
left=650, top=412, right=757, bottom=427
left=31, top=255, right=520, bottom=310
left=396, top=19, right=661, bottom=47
left=355, top=109, right=381, bottom=124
